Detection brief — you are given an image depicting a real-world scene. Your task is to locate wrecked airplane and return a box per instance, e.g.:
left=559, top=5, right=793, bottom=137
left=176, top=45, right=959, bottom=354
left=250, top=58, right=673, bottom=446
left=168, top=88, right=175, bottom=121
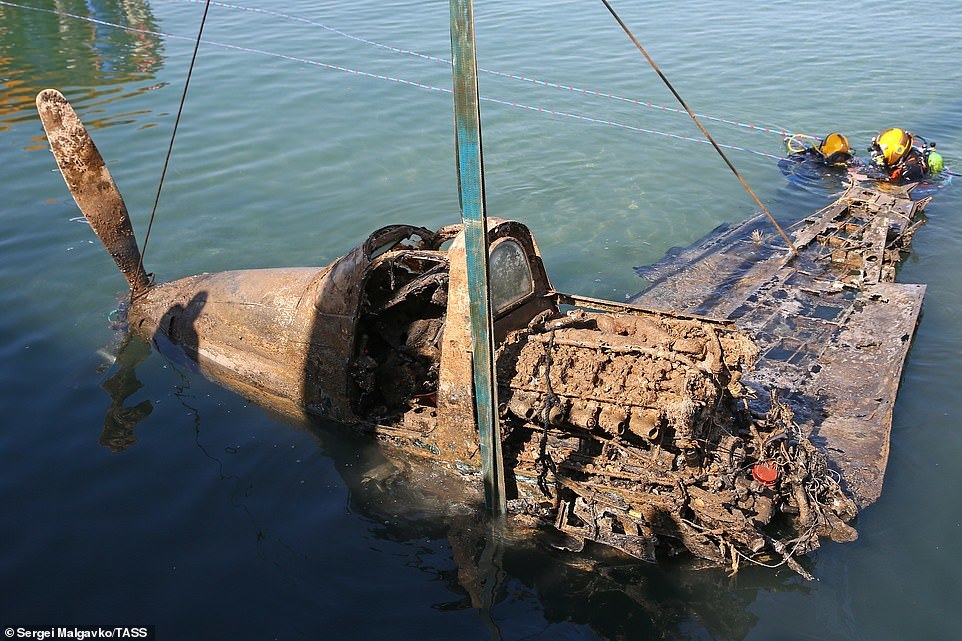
left=38, top=85, right=925, bottom=580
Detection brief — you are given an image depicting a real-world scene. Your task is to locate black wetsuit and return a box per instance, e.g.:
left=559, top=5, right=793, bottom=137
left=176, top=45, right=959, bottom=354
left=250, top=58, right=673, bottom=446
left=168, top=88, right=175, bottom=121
left=887, top=148, right=928, bottom=182
left=786, top=147, right=853, bottom=167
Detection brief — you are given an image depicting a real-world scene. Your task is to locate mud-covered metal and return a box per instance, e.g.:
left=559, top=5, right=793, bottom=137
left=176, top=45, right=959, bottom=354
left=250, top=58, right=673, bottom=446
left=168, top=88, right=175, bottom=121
left=117, top=212, right=857, bottom=578
left=36, top=89, right=150, bottom=293
left=128, top=224, right=447, bottom=422
left=635, top=180, right=930, bottom=508
left=449, top=0, right=506, bottom=513
left=38, top=89, right=926, bottom=579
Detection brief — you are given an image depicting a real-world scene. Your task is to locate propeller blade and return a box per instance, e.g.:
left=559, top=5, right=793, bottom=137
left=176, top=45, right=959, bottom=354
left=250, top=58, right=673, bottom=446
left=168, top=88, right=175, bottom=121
left=36, top=89, right=150, bottom=293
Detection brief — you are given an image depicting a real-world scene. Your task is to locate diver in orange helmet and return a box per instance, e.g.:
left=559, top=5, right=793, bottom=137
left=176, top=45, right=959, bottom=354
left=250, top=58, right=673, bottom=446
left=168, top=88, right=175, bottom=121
left=869, top=128, right=943, bottom=183
left=784, top=132, right=854, bottom=167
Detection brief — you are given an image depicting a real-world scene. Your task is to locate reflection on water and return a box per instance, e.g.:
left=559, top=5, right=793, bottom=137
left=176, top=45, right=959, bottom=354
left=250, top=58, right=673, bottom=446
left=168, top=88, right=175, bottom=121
left=97, top=287, right=205, bottom=451
left=99, top=332, right=153, bottom=451
left=299, top=415, right=811, bottom=641
left=0, top=0, right=163, bottom=131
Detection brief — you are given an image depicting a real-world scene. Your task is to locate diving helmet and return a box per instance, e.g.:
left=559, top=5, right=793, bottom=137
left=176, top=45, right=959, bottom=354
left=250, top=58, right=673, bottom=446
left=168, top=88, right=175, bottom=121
left=818, top=133, right=850, bottom=163
left=873, top=128, right=914, bottom=166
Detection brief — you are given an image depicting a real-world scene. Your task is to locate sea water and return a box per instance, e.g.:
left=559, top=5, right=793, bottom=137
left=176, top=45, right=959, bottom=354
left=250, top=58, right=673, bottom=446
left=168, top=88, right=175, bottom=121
left=2, top=1, right=961, bottom=639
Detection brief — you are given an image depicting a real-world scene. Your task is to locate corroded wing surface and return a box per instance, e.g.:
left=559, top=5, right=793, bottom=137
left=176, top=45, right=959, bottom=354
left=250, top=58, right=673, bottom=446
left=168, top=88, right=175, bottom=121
left=632, top=182, right=930, bottom=509
left=36, top=88, right=149, bottom=293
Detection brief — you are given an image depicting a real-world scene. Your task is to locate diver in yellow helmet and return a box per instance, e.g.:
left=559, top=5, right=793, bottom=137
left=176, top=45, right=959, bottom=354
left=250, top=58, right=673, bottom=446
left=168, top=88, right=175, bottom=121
left=817, top=133, right=853, bottom=165
left=780, top=132, right=854, bottom=184
left=783, top=132, right=854, bottom=167
left=869, top=128, right=944, bottom=183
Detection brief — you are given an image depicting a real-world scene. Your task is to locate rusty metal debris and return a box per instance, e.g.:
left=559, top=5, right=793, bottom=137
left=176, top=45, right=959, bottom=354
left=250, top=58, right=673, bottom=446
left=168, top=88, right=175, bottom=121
left=493, top=313, right=856, bottom=580
left=38, top=87, right=929, bottom=579
left=634, top=180, right=929, bottom=510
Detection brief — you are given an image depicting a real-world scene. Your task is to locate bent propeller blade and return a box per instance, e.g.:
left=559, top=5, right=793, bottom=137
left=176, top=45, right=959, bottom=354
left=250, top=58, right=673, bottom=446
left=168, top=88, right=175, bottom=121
left=36, top=89, right=150, bottom=294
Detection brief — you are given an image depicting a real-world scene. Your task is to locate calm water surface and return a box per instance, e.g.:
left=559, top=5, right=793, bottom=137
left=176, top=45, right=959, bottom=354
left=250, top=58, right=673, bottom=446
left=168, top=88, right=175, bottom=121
left=2, top=1, right=961, bottom=639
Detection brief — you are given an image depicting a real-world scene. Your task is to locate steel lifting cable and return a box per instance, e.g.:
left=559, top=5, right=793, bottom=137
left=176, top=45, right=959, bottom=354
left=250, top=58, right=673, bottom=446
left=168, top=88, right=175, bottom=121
left=2, top=1, right=790, bottom=162
left=599, top=0, right=798, bottom=257
left=171, top=0, right=805, bottom=141
left=7, top=0, right=956, bottom=183
left=134, top=0, right=214, bottom=288
left=2, top=1, right=806, bottom=142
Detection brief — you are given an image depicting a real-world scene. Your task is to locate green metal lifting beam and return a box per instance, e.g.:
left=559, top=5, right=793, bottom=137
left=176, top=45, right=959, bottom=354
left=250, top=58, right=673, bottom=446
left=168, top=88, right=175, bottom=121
left=449, top=0, right=506, bottom=514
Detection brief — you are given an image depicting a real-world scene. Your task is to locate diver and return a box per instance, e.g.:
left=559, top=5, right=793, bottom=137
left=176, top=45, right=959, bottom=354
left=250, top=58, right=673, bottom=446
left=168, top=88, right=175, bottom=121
left=868, top=128, right=944, bottom=183
left=779, top=132, right=855, bottom=186
left=784, top=132, right=855, bottom=167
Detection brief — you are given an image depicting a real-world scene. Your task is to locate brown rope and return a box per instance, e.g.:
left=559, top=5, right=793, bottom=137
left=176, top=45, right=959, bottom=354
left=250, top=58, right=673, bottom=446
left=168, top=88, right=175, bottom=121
left=599, top=0, right=798, bottom=257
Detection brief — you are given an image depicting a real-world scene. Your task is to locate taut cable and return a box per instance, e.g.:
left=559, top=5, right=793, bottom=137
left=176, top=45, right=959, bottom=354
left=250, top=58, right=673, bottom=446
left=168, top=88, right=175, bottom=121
left=599, top=0, right=798, bottom=257
left=135, top=0, right=214, bottom=295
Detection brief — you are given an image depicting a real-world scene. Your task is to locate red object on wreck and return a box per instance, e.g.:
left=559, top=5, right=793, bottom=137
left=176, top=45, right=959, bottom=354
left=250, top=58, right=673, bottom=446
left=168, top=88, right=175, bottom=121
left=752, top=463, right=779, bottom=487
